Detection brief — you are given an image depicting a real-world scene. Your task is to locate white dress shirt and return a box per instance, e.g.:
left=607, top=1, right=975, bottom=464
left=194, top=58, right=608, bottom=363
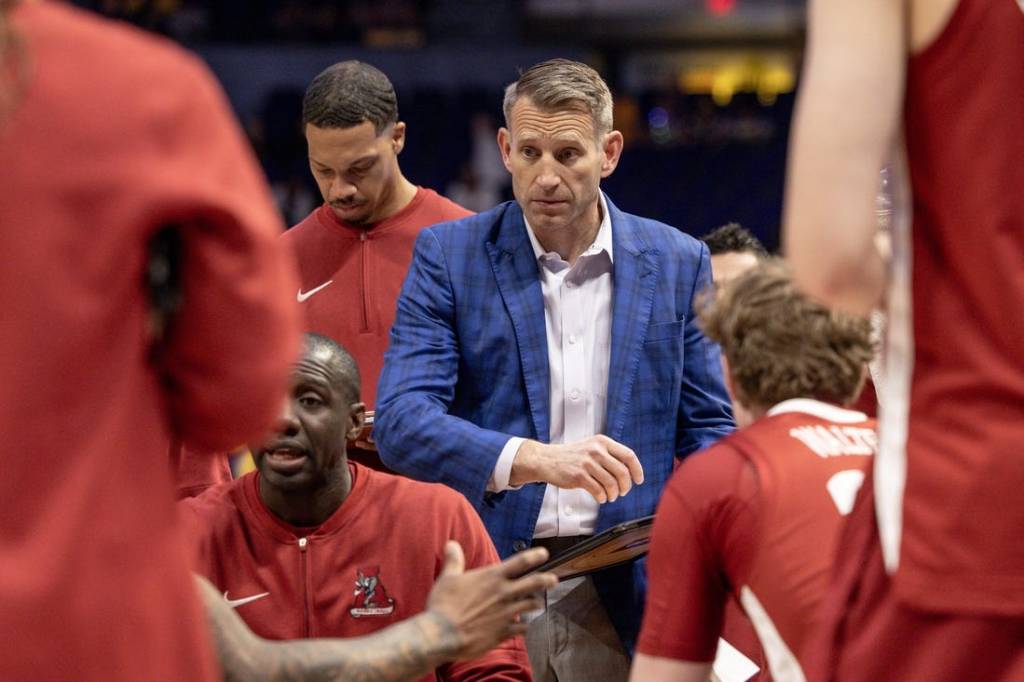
left=489, top=193, right=614, bottom=538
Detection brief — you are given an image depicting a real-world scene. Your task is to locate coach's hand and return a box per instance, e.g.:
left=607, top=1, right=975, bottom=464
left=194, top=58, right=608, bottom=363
left=509, top=435, right=645, bottom=503
left=426, top=542, right=556, bottom=661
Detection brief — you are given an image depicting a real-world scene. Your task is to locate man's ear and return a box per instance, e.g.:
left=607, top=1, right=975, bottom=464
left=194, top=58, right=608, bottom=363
left=600, top=130, right=624, bottom=178
left=347, top=402, right=366, bottom=440
left=391, top=122, right=407, bottom=154
left=497, top=127, right=513, bottom=171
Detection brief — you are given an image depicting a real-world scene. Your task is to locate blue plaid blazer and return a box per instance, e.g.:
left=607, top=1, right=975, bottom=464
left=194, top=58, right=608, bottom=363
left=375, top=196, right=734, bottom=648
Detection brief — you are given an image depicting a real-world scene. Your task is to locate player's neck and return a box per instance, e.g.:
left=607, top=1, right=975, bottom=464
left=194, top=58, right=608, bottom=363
left=735, top=402, right=768, bottom=428
left=368, top=175, right=417, bottom=226
left=259, top=463, right=352, bottom=528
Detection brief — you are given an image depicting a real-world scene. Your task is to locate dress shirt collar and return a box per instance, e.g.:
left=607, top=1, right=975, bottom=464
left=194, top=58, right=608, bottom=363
left=524, top=192, right=614, bottom=266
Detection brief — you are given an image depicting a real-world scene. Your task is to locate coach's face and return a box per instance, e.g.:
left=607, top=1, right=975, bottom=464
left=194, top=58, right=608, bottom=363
left=498, top=97, right=622, bottom=235
left=306, top=120, right=406, bottom=225
left=252, top=348, right=365, bottom=494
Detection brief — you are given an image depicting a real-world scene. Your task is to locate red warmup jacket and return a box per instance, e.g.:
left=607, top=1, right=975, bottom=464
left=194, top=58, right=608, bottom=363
left=180, top=463, right=531, bottom=682
left=283, top=189, right=471, bottom=409
left=0, top=3, right=300, bottom=680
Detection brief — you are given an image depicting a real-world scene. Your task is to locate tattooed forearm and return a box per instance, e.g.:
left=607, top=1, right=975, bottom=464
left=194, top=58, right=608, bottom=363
left=261, top=611, right=459, bottom=682
left=195, top=575, right=460, bottom=682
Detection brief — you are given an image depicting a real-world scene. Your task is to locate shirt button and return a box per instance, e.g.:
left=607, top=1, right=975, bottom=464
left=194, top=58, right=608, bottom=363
left=512, top=539, right=528, bottom=552
left=564, top=506, right=575, bottom=515
left=565, top=280, right=575, bottom=289
left=568, top=334, right=577, bottom=344
left=569, top=390, right=581, bottom=401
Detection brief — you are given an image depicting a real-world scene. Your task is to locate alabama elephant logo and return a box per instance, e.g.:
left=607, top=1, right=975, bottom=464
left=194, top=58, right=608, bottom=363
left=350, top=566, right=396, bottom=618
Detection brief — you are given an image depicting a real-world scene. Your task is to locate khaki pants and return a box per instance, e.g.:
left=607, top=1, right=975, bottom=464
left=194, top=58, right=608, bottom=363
left=524, top=575, right=631, bottom=682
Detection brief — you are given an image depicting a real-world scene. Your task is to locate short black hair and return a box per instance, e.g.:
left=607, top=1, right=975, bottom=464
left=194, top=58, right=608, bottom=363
left=304, top=333, right=361, bottom=404
left=301, top=61, right=398, bottom=134
left=700, top=223, right=768, bottom=257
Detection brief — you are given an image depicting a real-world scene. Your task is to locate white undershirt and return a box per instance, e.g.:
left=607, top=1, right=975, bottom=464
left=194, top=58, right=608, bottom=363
left=488, top=193, right=614, bottom=538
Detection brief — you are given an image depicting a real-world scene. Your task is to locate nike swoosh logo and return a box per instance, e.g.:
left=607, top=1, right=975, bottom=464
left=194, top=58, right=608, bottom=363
left=297, top=280, right=333, bottom=302
left=223, top=591, right=270, bottom=609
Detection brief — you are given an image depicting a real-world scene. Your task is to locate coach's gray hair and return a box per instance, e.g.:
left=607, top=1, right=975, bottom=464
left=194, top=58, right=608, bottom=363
left=502, top=58, right=613, bottom=136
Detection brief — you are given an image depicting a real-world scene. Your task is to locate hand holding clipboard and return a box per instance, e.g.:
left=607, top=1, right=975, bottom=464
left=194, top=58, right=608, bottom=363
left=531, top=516, right=654, bottom=581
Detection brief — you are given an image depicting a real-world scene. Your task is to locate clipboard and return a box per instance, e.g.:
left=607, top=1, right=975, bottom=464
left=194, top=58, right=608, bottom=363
left=532, top=515, right=655, bottom=581
left=350, top=411, right=376, bottom=451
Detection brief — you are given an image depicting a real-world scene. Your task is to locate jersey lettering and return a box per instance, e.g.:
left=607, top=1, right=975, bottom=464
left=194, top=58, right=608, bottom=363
left=788, top=425, right=877, bottom=459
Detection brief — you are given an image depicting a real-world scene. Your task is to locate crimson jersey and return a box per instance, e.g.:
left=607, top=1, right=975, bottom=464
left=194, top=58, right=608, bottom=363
left=283, top=189, right=471, bottom=408
left=874, top=0, right=1024, bottom=614
left=180, top=462, right=531, bottom=682
left=0, top=3, right=300, bottom=680
left=637, top=400, right=874, bottom=681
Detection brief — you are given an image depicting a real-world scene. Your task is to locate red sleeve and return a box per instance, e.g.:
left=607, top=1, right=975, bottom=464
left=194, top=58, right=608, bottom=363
left=175, top=490, right=214, bottom=575
left=170, top=441, right=233, bottom=500
left=439, top=494, right=532, bottom=682
left=149, top=54, right=301, bottom=452
left=636, top=444, right=758, bottom=662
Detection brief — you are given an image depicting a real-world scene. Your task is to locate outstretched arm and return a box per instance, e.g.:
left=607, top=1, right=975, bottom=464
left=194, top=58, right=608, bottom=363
left=783, top=0, right=905, bottom=316
left=155, top=53, right=301, bottom=452
left=197, top=575, right=458, bottom=682
left=197, top=543, right=556, bottom=682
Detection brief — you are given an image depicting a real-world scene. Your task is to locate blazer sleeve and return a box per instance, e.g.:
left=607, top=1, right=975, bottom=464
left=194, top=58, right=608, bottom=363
left=677, top=243, right=735, bottom=457
left=375, top=230, right=511, bottom=505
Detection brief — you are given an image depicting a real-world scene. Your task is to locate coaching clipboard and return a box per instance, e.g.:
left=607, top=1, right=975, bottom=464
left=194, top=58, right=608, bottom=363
left=532, top=515, right=655, bottom=581
left=350, top=411, right=376, bottom=451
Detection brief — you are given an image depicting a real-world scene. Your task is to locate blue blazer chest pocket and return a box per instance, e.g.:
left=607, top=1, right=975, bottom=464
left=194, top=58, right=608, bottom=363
left=644, top=319, right=684, bottom=344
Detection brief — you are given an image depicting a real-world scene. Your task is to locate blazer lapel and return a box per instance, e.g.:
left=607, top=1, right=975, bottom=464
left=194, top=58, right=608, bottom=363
left=485, top=204, right=551, bottom=442
left=605, top=199, right=659, bottom=442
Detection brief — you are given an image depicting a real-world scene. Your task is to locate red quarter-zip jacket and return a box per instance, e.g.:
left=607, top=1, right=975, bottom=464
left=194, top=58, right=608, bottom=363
left=180, top=462, right=531, bottom=681
left=283, top=188, right=471, bottom=409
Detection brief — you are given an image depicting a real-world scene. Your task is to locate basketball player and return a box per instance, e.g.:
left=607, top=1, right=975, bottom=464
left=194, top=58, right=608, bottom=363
left=285, top=60, right=471, bottom=413
left=181, top=334, right=533, bottom=681
left=785, top=0, right=1024, bottom=678
left=1, top=1, right=299, bottom=679
left=630, top=262, right=875, bottom=682
left=700, top=222, right=768, bottom=285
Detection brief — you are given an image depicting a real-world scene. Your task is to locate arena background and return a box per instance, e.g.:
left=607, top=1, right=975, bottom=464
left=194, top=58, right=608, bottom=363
left=72, top=0, right=806, bottom=252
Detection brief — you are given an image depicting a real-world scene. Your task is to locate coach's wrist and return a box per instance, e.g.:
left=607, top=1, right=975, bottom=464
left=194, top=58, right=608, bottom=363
left=509, top=440, right=545, bottom=487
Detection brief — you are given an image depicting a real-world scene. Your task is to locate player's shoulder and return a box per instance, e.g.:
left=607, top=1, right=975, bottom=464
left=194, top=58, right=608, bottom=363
left=666, top=440, right=751, bottom=509
left=29, top=2, right=211, bottom=87
left=417, top=187, right=475, bottom=221
left=282, top=207, right=324, bottom=240
left=178, top=474, right=248, bottom=529
left=421, top=200, right=515, bottom=246
left=360, top=464, right=471, bottom=513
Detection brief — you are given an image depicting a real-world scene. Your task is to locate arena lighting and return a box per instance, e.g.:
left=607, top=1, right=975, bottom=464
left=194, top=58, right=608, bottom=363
left=676, top=59, right=795, bottom=106
left=706, top=0, right=737, bottom=17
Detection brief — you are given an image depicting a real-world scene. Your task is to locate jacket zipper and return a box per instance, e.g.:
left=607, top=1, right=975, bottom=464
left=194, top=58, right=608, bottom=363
left=298, top=536, right=310, bottom=637
left=359, top=231, right=370, bottom=333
